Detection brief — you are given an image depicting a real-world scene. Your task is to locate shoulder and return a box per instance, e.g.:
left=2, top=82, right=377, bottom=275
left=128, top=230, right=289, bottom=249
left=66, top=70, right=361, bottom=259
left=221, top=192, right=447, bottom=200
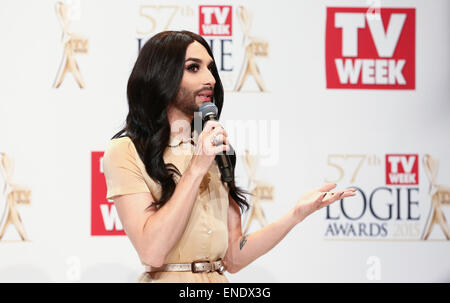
left=102, top=136, right=152, bottom=200
left=104, top=136, right=136, bottom=159
left=103, top=136, right=141, bottom=171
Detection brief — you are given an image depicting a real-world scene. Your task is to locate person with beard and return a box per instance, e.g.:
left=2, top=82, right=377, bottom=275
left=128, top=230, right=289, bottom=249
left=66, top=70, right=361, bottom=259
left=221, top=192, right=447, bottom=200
left=102, top=30, right=356, bottom=283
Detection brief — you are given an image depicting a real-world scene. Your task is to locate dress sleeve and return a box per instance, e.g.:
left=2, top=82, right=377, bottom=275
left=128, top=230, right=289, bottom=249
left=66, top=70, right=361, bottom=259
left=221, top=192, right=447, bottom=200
left=102, top=137, right=150, bottom=200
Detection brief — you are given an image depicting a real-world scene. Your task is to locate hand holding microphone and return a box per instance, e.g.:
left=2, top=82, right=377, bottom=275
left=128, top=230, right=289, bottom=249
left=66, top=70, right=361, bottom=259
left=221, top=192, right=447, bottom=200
left=189, top=102, right=234, bottom=182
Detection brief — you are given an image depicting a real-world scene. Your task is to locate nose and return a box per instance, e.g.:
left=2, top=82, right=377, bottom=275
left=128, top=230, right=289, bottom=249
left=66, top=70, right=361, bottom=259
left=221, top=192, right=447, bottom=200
left=203, top=68, right=216, bottom=88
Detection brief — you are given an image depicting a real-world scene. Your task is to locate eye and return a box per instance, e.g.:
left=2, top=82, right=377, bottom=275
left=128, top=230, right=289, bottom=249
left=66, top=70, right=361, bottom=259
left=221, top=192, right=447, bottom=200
left=186, top=63, right=200, bottom=72
left=208, top=63, right=215, bottom=71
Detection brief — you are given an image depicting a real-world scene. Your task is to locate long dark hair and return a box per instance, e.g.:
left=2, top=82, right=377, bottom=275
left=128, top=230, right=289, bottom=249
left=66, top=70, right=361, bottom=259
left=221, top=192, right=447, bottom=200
left=113, top=30, right=249, bottom=212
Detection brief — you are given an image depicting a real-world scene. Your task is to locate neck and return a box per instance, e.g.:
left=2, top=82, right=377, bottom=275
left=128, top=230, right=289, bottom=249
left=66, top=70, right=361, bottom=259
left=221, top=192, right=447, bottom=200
left=167, top=105, right=193, bottom=140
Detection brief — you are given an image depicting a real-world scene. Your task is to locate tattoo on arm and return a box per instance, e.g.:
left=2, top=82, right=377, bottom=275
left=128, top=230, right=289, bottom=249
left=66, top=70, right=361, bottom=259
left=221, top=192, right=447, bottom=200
left=239, top=235, right=248, bottom=250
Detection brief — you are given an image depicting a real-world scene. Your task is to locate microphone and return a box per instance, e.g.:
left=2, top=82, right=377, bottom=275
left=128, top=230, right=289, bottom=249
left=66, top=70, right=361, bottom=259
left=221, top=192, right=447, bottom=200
left=198, top=102, right=233, bottom=183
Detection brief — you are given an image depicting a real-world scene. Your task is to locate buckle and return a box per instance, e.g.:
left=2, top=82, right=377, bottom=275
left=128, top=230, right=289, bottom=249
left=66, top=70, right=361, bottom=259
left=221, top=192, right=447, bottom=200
left=191, top=260, right=210, bottom=273
left=215, top=259, right=226, bottom=274
left=216, top=264, right=226, bottom=274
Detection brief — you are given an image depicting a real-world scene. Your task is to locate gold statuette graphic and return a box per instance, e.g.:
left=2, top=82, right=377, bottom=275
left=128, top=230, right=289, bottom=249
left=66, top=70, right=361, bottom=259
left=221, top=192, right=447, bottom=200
left=242, top=150, right=274, bottom=235
left=422, top=154, right=450, bottom=240
left=53, top=0, right=88, bottom=89
left=234, top=6, right=269, bottom=92
left=0, top=153, right=31, bottom=241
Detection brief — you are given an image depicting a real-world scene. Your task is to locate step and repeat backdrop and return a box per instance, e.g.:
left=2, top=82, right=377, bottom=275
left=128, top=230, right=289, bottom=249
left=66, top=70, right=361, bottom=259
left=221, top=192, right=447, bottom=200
left=1, top=0, right=449, bottom=282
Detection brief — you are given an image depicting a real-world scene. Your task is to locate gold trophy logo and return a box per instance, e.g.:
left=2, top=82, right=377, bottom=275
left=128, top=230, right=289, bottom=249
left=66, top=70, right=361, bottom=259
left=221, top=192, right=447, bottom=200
left=0, top=153, right=31, bottom=241
left=422, top=154, right=450, bottom=240
left=234, top=6, right=269, bottom=92
left=242, top=150, right=274, bottom=234
left=53, top=0, right=88, bottom=89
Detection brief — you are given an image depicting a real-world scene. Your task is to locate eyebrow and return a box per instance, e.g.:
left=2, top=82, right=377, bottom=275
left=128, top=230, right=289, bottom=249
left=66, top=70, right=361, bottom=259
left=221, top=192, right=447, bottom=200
left=185, top=57, right=214, bottom=66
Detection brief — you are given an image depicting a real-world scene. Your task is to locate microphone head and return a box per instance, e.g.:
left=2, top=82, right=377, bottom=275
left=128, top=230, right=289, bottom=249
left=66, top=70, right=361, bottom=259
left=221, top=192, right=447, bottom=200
left=198, top=102, right=218, bottom=121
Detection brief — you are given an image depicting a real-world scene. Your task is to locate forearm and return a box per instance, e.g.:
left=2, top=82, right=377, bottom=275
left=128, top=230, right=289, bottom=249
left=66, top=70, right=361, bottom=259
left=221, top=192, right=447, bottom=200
left=141, top=166, right=204, bottom=264
left=226, top=209, right=300, bottom=273
left=224, top=183, right=356, bottom=273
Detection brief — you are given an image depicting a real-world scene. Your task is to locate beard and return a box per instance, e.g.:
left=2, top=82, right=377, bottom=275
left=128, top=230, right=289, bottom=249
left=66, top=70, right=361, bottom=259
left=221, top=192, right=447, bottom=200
left=172, top=86, right=199, bottom=117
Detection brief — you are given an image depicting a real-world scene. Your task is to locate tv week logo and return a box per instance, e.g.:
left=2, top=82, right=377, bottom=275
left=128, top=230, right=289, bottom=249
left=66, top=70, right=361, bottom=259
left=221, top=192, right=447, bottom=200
left=199, top=5, right=232, bottom=36
left=386, top=154, right=419, bottom=185
left=91, top=152, right=125, bottom=236
left=326, top=7, right=415, bottom=89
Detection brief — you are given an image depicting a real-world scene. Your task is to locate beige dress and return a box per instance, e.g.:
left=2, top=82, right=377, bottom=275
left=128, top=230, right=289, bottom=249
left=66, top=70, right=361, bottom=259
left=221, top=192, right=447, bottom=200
left=102, top=136, right=230, bottom=283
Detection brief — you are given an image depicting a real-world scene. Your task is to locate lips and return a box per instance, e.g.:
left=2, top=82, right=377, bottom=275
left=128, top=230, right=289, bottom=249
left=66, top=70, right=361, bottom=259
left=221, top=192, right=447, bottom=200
left=197, top=90, right=213, bottom=102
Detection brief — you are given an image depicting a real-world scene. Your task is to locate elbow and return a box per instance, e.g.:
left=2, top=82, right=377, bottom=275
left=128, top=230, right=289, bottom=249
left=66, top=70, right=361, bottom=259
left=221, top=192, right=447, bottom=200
left=141, top=253, right=166, bottom=268
left=226, top=262, right=245, bottom=274
left=223, top=257, right=243, bottom=274
left=226, top=265, right=241, bottom=274
left=133, top=233, right=173, bottom=268
left=139, top=246, right=168, bottom=268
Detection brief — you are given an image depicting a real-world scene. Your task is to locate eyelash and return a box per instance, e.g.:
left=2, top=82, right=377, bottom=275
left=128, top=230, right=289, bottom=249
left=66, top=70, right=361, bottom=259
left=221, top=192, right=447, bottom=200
left=186, top=63, right=214, bottom=72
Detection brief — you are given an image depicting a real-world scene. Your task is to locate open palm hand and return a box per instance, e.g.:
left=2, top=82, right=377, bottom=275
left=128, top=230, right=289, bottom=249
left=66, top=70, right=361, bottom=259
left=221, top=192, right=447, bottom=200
left=293, top=183, right=356, bottom=222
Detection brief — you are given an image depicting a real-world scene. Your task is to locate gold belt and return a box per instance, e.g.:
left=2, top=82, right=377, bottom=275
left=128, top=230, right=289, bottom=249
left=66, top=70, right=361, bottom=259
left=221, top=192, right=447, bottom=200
left=145, top=259, right=226, bottom=274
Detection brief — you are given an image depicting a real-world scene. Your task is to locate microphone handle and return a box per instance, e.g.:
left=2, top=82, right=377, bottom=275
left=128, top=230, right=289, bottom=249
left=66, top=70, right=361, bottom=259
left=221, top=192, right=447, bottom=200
left=204, top=116, right=233, bottom=183
left=217, top=153, right=233, bottom=182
